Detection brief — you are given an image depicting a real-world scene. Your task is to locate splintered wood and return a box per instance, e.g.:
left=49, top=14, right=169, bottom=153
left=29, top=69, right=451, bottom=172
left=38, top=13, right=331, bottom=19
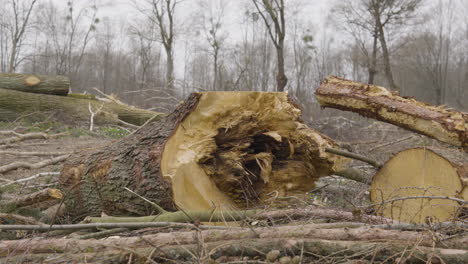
left=316, top=76, right=468, bottom=151
left=59, top=92, right=349, bottom=219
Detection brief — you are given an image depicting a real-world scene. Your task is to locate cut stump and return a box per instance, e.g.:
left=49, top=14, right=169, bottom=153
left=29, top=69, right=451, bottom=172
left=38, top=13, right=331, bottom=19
left=59, top=92, right=348, bottom=220
left=370, top=148, right=466, bottom=224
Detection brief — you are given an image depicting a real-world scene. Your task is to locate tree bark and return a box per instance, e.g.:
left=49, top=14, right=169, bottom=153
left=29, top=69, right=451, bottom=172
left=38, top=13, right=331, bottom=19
left=0, top=73, right=70, bottom=96
left=0, top=88, right=162, bottom=125
left=58, top=92, right=349, bottom=220
left=315, top=76, right=468, bottom=151
left=0, top=188, right=62, bottom=209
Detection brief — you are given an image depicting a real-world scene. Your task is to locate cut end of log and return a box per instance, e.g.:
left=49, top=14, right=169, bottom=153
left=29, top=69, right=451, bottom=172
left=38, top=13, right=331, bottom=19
left=162, top=92, right=347, bottom=210
left=24, top=76, right=41, bottom=86
left=370, top=148, right=463, bottom=224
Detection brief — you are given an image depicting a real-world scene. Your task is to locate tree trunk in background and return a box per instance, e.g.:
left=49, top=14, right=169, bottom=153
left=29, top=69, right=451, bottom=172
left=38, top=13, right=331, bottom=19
left=375, top=13, right=398, bottom=91
left=276, top=45, right=288, bottom=92
left=0, top=73, right=70, bottom=96
left=368, top=28, right=378, bottom=84
left=315, top=76, right=468, bottom=151
left=59, top=92, right=348, bottom=220
left=0, top=88, right=162, bottom=125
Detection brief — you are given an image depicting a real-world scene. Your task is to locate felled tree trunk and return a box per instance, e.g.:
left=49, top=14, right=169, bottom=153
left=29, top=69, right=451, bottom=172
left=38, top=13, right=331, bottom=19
left=0, top=88, right=162, bottom=125
left=315, top=76, right=468, bottom=151
left=371, top=148, right=467, bottom=224
left=0, top=73, right=69, bottom=96
left=59, top=92, right=349, bottom=219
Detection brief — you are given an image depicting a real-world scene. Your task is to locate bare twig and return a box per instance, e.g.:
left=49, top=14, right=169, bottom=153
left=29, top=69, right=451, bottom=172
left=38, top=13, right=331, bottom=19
left=0, top=172, right=60, bottom=187
left=0, top=222, right=232, bottom=231
left=0, top=155, right=69, bottom=173
left=0, top=132, right=68, bottom=145
left=325, top=147, right=383, bottom=168
left=369, top=135, right=416, bottom=152
left=88, top=102, right=104, bottom=131
left=0, top=150, right=71, bottom=156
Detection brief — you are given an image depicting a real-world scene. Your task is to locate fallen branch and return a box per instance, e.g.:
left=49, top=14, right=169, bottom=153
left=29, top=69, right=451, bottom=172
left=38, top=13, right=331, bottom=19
left=325, top=147, right=382, bottom=168
left=1, top=188, right=63, bottom=209
left=1, top=223, right=467, bottom=258
left=81, top=206, right=395, bottom=225
left=3, top=239, right=468, bottom=264
left=0, top=132, right=67, bottom=145
left=0, top=155, right=69, bottom=173
left=0, top=172, right=60, bottom=187
left=0, top=151, right=71, bottom=156
left=0, top=213, right=43, bottom=225
left=369, top=135, right=416, bottom=152
left=316, top=76, right=468, bottom=151
left=333, top=168, right=370, bottom=184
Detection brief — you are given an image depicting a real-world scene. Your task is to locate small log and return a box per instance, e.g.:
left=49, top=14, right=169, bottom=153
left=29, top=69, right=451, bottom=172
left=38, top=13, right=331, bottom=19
left=315, top=76, right=468, bottom=151
left=1, top=188, right=63, bottom=209
left=0, top=88, right=163, bottom=126
left=0, top=73, right=70, bottom=96
left=59, top=92, right=349, bottom=219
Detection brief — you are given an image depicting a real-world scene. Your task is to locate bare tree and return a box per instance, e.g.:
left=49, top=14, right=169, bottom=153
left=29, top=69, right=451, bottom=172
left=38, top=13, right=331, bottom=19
left=194, top=0, right=229, bottom=90
left=251, top=0, right=287, bottom=92
left=135, top=0, right=179, bottom=91
left=332, top=1, right=380, bottom=84
left=5, top=0, right=38, bottom=72
left=369, top=0, right=424, bottom=91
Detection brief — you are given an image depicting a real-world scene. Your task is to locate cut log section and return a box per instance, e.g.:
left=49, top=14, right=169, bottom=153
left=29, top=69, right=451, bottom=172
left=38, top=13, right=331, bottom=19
left=315, top=76, right=468, bottom=151
left=0, top=88, right=162, bottom=125
left=0, top=73, right=70, bottom=96
left=370, top=148, right=466, bottom=224
left=59, top=92, right=349, bottom=219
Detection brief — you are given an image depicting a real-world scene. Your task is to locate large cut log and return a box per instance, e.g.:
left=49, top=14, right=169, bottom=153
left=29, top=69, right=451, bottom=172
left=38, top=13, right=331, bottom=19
left=315, top=76, right=468, bottom=151
left=370, top=148, right=467, bottom=224
left=0, top=73, right=69, bottom=96
left=59, top=92, right=349, bottom=219
left=0, top=88, right=162, bottom=125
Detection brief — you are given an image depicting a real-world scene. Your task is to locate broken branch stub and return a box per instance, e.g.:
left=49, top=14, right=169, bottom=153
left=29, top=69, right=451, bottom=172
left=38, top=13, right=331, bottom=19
left=59, top=92, right=349, bottom=219
left=315, top=76, right=468, bottom=151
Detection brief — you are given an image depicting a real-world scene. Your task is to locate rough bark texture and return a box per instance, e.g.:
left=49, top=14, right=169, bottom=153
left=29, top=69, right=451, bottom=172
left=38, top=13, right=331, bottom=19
left=315, top=76, right=468, bottom=151
left=1, top=226, right=467, bottom=263
left=0, top=88, right=162, bottom=125
left=3, top=240, right=467, bottom=264
left=0, top=188, right=62, bottom=209
left=59, top=92, right=348, bottom=220
left=1, top=223, right=466, bottom=256
left=59, top=94, right=196, bottom=219
left=0, top=73, right=70, bottom=96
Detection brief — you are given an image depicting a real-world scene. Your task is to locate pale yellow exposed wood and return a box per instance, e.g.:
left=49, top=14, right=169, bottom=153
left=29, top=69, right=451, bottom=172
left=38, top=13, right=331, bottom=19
left=370, top=148, right=463, bottom=224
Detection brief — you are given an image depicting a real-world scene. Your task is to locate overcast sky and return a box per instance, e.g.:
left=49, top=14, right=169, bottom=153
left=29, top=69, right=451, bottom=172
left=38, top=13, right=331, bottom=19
left=49, top=0, right=335, bottom=76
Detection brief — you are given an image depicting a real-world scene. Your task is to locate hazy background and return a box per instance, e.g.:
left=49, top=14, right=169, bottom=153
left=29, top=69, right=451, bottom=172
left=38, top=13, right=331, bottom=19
left=1, top=0, right=467, bottom=119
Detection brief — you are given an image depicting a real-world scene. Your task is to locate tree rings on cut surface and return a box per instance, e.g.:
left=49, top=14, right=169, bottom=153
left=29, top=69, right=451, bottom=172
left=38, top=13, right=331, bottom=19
left=24, top=76, right=41, bottom=86
left=370, top=148, right=464, bottom=224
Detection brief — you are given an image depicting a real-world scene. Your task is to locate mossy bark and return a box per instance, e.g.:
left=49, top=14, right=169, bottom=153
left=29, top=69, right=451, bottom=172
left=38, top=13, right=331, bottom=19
left=0, top=88, right=162, bottom=125
left=0, top=73, right=69, bottom=96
